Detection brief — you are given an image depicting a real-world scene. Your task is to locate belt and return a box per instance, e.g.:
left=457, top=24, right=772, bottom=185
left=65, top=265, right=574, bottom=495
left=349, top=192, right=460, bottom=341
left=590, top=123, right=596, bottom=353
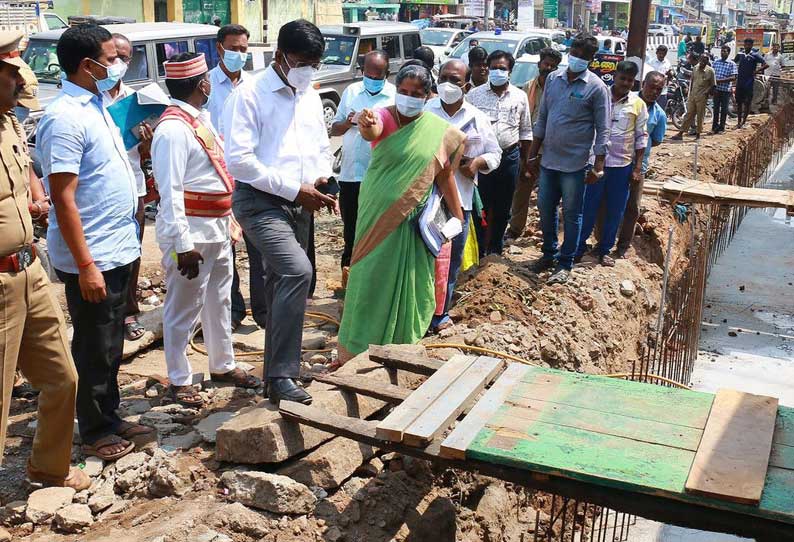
left=0, top=244, right=36, bottom=273
left=184, top=190, right=233, bottom=218
left=502, top=142, right=520, bottom=154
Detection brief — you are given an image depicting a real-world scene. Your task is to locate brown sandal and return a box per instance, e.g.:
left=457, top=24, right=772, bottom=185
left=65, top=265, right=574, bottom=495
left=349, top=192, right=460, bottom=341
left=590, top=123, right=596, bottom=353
left=210, top=368, right=261, bottom=389
left=82, top=434, right=135, bottom=461
left=117, top=421, right=155, bottom=439
left=169, top=384, right=204, bottom=407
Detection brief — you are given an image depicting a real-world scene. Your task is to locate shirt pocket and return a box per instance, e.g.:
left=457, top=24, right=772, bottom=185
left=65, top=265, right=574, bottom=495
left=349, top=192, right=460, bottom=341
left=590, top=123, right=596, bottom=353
left=616, top=110, right=633, bottom=131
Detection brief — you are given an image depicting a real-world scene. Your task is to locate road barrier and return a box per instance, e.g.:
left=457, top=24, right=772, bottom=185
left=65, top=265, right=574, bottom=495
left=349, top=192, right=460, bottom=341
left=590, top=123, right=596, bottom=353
left=647, top=35, right=679, bottom=49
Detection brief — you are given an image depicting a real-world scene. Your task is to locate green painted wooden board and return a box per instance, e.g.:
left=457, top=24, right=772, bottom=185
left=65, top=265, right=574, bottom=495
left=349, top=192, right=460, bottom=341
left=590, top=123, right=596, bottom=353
left=466, top=366, right=794, bottom=524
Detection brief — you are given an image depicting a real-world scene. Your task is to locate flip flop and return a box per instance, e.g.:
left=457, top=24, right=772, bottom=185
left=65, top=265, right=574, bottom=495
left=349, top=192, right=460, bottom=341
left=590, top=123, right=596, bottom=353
left=116, top=421, right=155, bottom=439
left=169, top=385, right=204, bottom=408
left=124, top=319, right=146, bottom=341
left=82, top=434, right=135, bottom=462
left=210, top=368, right=261, bottom=389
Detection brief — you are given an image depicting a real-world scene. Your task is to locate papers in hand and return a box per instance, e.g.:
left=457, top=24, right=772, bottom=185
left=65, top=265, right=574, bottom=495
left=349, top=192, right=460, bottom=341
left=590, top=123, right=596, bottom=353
left=106, top=83, right=170, bottom=150
left=419, top=186, right=463, bottom=257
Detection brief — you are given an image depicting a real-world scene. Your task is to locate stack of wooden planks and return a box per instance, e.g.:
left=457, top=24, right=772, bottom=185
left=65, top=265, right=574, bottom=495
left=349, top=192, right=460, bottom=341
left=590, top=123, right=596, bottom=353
left=278, top=345, right=794, bottom=540
left=643, top=175, right=794, bottom=214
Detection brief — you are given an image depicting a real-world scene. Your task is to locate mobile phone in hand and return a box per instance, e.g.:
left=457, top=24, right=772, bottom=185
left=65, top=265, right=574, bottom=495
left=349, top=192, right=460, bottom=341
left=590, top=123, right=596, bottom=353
left=317, top=177, right=340, bottom=197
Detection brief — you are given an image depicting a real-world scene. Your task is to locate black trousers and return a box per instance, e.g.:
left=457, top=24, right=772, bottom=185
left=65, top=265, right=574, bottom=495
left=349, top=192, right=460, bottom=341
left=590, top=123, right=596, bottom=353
left=124, top=197, right=145, bottom=318
left=339, top=181, right=361, bottom=269
left=477, top=145, right=521, bottom=256
left=231, top=232, right=268, bottom=327
left=56, top=263, right=131, bottom=445
left=712, top=90, right=731, bottom=131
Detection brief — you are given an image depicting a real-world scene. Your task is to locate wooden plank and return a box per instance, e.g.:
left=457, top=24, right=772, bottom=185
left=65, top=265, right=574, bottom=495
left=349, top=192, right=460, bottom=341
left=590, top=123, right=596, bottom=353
left=367, top=344, right=443, bottom=376
left=402, top=356, right=503, bottom=447
left=375, top=355, right=477, bottom=442
left=312, top=373, right=410, bottom=403
left=685, top=389, right=779, bottom=505
left=510, top=367, right=714, bottom=429
left=770, top=442, right=794, bottom=471
left=489, top=399, right=704, bottom=451
left=469, top=420, right=695, bottom=494
left=774, top=406, right=794, bottom=447
left=440, top=363, right=529, bottom=460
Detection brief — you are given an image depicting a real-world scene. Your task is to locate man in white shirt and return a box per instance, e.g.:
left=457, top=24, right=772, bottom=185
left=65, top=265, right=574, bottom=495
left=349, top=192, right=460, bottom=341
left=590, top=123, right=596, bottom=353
left=152, top=53, right=260, bottom=408
left=765, top=43, right=785, bottom=105
left=106, top=33, right=152, bottom=343
left=425, top=59, right=501, bottom=331
left=225, top=19, right=336, bottom=405
left=205, top=24, right=266, bottom=330
left=644, top=44, right=672, bottom=110
left=330, top=49, right=395, bottom=283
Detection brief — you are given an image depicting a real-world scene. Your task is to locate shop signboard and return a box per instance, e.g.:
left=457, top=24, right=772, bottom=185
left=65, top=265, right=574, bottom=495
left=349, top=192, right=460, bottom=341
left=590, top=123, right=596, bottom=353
left=543, top=0, right=559, bottom=19
left=589, top=53, right=623, bottom=85
left=463, top=0, right=485, bottom=16
left=736, top=27, right=765, bottom=46
left=663, top=8, right=670, bottom=16
left=781, top=31, right=794, bottom=61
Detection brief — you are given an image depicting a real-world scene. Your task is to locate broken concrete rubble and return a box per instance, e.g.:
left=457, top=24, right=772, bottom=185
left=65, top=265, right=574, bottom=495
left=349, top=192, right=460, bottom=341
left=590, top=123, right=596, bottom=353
left=25, top=487, right=75, bottom=525
left=53, top=503, right=93, bottom=533
left=277, top=436, right=375, bottom=489
left=221, top=471, right=316, bottom=515
left=215, top=346, right=427, bottom=464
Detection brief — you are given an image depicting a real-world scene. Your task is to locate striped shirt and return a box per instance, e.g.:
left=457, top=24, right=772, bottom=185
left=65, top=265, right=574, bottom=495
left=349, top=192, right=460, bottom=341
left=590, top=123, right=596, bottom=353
left=712, top=58, right=738, bottom=92
left=605, top=91, right=648, bottom=168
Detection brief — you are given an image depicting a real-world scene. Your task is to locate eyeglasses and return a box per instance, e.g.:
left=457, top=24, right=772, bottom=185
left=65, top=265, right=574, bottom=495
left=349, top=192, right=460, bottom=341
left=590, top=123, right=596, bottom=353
left=284, top=53, right=320, bottom=70
left=118, top=56, right=132, bottom=64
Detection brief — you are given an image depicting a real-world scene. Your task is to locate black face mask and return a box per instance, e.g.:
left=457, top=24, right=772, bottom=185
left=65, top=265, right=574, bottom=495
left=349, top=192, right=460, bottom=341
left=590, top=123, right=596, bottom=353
left=539, top=68, right=554, bottom=78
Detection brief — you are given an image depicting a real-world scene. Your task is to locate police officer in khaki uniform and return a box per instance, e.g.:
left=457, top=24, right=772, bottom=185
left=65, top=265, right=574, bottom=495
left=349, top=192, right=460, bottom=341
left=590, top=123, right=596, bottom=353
left=0, top=33, right=90, bottom=528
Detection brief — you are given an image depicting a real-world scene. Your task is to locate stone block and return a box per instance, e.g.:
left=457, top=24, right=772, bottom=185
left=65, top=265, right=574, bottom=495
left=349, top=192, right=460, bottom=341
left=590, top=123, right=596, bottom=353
left=277, top=437, right=374, bottom=489
left=221, top=471, right=315, bottom=515
left=25, top=487, right=75, bottom=525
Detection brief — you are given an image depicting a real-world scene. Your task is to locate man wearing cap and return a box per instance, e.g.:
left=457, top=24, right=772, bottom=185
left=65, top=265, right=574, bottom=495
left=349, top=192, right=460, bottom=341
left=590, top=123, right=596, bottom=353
left=152, top=52, right=261, bottom=407
left=225, top=19, right=336, bottom=405
left=105, top=32, right=153, bottom=342
left=0, top=31, right=90, bottom=521
left=37, top=24, right=142, bottom=461
left=206, top=23, right=267, bottom=331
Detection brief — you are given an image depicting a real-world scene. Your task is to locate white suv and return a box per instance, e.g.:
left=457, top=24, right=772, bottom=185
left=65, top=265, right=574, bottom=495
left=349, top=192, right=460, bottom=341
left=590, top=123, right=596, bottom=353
left=648, top=24, right=676, bottom=37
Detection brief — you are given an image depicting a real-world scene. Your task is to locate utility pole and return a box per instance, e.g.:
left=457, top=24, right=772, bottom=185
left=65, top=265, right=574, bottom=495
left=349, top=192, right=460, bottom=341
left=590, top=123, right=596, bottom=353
left=626, top=0, right=651, bottom=72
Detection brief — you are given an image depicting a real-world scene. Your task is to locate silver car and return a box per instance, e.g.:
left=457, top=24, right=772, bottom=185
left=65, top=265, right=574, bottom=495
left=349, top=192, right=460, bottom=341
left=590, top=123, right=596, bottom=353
left=316, top=21, right=421, bottom=132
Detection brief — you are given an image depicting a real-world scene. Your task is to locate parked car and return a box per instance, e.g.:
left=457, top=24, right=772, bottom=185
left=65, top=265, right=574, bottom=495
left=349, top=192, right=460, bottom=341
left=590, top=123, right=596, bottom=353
left=648, top=24, right=676, bottom=37
left=510, top=53, right=568, bottom=88
left=21, top=22, right=251, bottom=166
left=596, top=35, right=627, bottom=55
left=317, top=21, right=421, bottom=132
left=420, top=27, right=472, bottom=65
left=447, top=31, right=553, bottom=62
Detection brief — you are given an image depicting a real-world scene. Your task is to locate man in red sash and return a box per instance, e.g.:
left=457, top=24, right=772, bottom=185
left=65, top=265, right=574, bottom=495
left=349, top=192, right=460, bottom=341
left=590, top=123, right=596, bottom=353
left=151, top=52, right=259, bottom=407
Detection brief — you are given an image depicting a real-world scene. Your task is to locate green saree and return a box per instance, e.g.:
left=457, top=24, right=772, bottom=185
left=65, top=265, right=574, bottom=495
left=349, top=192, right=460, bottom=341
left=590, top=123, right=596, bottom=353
left=338, top=110, right=465, bottom=357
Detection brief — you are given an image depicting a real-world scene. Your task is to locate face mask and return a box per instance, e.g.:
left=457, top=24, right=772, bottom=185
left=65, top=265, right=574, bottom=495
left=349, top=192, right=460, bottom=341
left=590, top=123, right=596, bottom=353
left=567, top=55, right=590, bottom=73
left=395, top=93, right=425, bottom=117
left=89, top=58, right=126, bottom=93
left=221, top=47, right=247, bottom=73
left=489, top=68, right=509, bottom=86
left=282, top=53, right=315, bottom=91
left=199, top=80, right=211, bottom=107
left=437, top=81, right=463, bottom=105
left=363, top=76, right=386, bottom=94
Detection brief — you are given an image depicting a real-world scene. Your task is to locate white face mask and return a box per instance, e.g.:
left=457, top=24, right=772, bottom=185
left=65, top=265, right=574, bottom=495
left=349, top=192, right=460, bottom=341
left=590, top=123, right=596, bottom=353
left=437, top=82, right=463, bottom=105
left=395, top=93, right=425, bottom=117
left=282, top=53, right=316, bottom=91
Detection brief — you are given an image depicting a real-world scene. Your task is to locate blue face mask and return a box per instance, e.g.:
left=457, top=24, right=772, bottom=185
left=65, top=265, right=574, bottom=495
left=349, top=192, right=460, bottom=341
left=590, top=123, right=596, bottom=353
left=89, top=58, right=126, bottom=93
left=489, top=68, right=509, bottom=86
left=567, top=55, right=590, bottom=74
left=363, top=75, right=386, bottom=94
left=222, top=47, right=247, bottom=73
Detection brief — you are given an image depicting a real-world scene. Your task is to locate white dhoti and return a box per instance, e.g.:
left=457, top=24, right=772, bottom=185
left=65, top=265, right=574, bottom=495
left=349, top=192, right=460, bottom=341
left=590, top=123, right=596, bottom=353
left=162, top=240, right=236, bottom=386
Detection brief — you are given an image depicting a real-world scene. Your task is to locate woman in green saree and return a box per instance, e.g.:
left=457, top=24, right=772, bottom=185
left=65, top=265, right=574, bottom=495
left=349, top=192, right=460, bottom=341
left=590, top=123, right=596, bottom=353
left=338, top=64, right=466, bottom=361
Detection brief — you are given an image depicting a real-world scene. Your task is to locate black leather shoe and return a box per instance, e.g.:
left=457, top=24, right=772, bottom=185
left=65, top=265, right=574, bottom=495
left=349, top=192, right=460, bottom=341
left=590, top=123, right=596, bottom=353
left=267, top=378, right=312, bottom=405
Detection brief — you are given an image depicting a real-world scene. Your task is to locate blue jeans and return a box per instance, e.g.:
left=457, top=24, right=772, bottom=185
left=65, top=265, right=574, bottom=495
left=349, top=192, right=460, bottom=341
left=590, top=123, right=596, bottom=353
left=577, top=163, right=632, bottom=258
left=537, top=166, right=587, bottom=270
left=477, top=146, right=520, bottom=256
left=431, top=211, right=471, bottom=326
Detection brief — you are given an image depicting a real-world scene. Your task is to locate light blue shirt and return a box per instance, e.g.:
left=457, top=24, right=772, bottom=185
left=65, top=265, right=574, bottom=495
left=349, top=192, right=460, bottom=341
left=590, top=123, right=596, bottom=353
left=207, top=65, right=248, bottom=134
left=642, top=98, right=667, bottom=174
left=38, top=80, right=139, bottom=274
left=333, top=80, right=396, bottom=183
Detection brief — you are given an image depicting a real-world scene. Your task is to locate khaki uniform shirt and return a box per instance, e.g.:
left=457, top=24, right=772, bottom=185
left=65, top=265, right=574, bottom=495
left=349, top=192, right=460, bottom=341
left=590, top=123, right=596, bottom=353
left=0, top=112, right=32, bottom=256
left=690, top=65, right=716, bottom=101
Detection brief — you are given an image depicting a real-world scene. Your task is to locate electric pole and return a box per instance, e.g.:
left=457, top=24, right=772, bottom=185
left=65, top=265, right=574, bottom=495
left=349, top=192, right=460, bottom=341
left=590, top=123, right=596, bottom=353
left=626, top=0, right=651, bottom=73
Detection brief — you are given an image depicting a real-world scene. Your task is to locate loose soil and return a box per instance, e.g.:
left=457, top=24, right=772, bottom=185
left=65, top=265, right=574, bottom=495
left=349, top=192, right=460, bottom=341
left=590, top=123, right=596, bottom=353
left=1, top=113, right=779, bottom=542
